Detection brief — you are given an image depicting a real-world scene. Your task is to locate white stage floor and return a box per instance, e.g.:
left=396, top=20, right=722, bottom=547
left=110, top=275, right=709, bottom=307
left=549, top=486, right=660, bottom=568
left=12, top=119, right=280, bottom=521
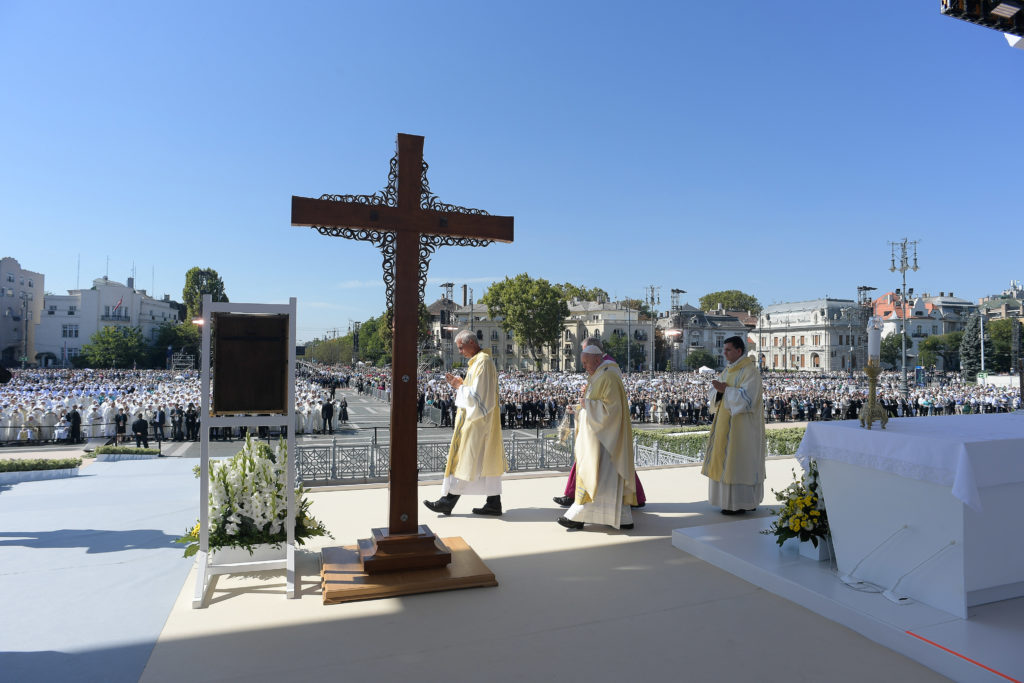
left=672, top=517, right=1024, bottom=683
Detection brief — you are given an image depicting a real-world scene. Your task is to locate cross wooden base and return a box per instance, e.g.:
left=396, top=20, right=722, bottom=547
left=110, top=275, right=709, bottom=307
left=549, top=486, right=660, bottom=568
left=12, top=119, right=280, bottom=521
left=358, top=525, right=451, bottom=574
left=320, top=536, right=497, bottom=605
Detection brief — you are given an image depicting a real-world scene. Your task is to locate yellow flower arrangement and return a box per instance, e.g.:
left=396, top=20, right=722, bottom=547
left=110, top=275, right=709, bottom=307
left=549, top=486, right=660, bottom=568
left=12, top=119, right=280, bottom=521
left=760, top=459, right=830, bottom=548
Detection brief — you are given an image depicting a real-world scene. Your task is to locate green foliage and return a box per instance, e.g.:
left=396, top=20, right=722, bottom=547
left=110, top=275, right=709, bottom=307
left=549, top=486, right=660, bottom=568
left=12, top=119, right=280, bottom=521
left=182, top=267, right=229, bottom=322
left=699, top=290, right=762, bottom=315
left=554, top=283, right=610, bottom=303
left=880, top=332, right=903, bottom=369
left=0, top=457, right=83, bottom=472
left=986, top=318, right=1020, bottom=373
left=685, top=348, right=718, bottom=370
left=632, top=426, right=805, bottom=457
left=960, top=314, right=982, bottom=380
left=760, top=460, right=829, bottom=547
left=633, top=427, right=710, bottom=458
left=149, top=321, right=200, bottom=367
left=480, top=274, right=569, bottom=361
left=80, top=325, right=149, bottom=368
left=653, top=332, right=670, bottom=371
left=383, top=302, right=433, bottom=348
left=619, top=298, right=654, bottom=320
left=93, top=445, right=160, bottom=455
left=954, top=317, right=1022, bottom=376
left=354, top=315, right=392, bottom=366
left=605, top=333, right=645, bottom=372
left=917, top=331, right=963, bottom=371
left=306, top=335, right=354, bottom=365
left=302, top=305, right=432, bottom=366
left=764, top=427, right=806, bottom=456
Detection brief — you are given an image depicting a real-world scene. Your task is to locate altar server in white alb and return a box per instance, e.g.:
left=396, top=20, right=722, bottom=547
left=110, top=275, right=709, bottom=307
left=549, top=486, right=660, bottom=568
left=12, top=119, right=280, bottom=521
left=557, top=344, right=636, bottom=530
left=424, top=330, right=506, bottom=516
left=702, top=335, right=766, bottom=514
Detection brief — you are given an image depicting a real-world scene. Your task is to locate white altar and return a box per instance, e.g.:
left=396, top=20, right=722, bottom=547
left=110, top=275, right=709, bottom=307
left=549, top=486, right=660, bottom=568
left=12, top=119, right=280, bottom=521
left=796, top=413, right=1024, bottom=618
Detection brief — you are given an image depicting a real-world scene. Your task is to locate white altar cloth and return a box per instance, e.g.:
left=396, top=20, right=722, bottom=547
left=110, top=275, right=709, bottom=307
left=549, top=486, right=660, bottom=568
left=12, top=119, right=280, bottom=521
left=796, top=413, right=1024, bottom=512
left=795, top=413, right=1024, bottom=618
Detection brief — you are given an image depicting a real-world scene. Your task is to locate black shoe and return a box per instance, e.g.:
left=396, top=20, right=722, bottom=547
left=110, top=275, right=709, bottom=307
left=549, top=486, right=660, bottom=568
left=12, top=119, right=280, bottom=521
left=557, top=516, right=584, bottom=530
left=472, top=495, right=503, bottom=516
left=720, top=509, right=745, bottom=516
left=424, top=494, right=459, bottom=515
left=631, top=502, right=646, bottom=509
left=620, top=523, right=634, bottom=530
left=553, top=495, right=573, bottom=507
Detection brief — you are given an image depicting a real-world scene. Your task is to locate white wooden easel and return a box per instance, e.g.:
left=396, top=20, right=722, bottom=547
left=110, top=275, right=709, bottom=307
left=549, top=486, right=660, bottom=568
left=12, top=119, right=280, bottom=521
left=192, top=295, right=298, bottom=608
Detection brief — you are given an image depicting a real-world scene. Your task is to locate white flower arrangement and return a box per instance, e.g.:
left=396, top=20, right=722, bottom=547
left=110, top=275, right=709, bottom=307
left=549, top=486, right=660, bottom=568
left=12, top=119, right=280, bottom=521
left=176, top=434, right=330, bottom=557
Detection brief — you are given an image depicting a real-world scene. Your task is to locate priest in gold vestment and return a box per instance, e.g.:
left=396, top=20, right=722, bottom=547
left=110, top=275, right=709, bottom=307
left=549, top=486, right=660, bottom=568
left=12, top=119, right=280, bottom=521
left=557, top=344, right=636, bottom=530
left=424, top=330, right=507, bottom=516
left=702, top=336, right=766, bottom=514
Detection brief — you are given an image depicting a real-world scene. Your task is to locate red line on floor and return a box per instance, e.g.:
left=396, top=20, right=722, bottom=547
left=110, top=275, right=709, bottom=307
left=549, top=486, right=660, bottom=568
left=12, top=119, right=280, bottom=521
left=905, top=631, right=1021, bottom=683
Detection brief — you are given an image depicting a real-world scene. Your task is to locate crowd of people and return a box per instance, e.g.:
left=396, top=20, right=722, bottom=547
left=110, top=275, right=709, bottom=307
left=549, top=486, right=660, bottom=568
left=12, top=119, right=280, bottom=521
left=0, top=367, right=352, bottom=446
left=1, top=363, right=1019, bottom=446
left=414, top=367, right=1021, bottom=430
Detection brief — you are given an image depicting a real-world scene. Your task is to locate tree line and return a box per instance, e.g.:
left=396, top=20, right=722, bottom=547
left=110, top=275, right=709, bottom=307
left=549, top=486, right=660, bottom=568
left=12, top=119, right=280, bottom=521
left=878, top=315, right=1020, bottom=378
left=304, top=274, right=758, bottom=372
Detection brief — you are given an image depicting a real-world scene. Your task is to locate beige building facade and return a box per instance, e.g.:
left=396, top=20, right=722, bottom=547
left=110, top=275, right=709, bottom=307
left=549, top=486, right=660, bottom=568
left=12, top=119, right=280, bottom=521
left=0, top=257, right=44, bottom=366
left=754, top=298, right=870, bottom=373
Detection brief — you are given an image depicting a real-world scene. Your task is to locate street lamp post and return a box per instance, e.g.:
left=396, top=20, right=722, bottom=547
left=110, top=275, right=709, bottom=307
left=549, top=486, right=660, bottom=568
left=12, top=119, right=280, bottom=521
left=351, top=321, right=361, bottom=365
left=889, top=239, right=919, bottom=400
left=622, top=300, right=632, bottom=375
left=783, top=317, right=789, bottom=371
left=643, top=286, right=659, bottom=376
left=20, top=293, right=29, bottom=369
left=442, top=325, right=459, bottom=370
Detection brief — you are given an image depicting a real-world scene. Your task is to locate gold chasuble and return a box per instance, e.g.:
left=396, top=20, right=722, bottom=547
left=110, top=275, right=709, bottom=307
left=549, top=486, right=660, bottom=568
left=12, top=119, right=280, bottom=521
left=445, top=351, right=507, bottom=481
left=701, top=355, right=766, bottom=486
left=575, top=362, right=637, bottom=506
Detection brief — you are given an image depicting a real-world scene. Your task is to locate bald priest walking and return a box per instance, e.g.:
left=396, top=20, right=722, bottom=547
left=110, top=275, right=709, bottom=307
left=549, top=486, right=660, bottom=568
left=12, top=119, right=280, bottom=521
left=702, top=336, right=766, bottom=515
left=424, top=330, right=507, bottom=517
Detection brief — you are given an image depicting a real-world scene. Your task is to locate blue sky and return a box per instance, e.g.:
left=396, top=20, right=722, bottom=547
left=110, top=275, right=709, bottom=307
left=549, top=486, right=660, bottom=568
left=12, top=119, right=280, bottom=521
left=1, top=1, right=1020, bottom=342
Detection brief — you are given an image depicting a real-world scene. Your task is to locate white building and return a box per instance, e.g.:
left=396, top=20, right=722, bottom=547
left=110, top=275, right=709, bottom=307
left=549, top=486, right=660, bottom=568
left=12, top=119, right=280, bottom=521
left=656, top=304, right=750, bottom=370
left=0, top=257, right=44, bottom=366
left=35, top=276, right=183, bottom=366
left=754, top=298, right=870, bottom=373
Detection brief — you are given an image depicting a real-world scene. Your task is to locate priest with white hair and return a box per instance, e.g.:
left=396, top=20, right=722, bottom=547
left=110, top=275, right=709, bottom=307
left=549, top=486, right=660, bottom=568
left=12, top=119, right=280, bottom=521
left=424, top=329, right=507, bottom=517
left=557, top=343, right=636, bottom=531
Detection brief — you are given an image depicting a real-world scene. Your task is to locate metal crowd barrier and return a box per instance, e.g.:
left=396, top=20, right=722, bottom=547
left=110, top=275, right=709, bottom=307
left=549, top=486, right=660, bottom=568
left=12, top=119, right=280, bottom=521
left=367, top=387, right=391, bottom=403
left=633, top=441, right=704, bottom=467
left=296, top=432, right=577, bottom=484
left=424, top=404, right=442, bottom=426
left=294, top=432, right=726, bottom=484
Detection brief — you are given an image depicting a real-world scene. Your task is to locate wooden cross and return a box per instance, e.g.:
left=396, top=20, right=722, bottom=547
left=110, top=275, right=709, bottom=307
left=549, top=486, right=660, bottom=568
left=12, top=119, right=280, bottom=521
left=292, top=133, right=513, bottom=572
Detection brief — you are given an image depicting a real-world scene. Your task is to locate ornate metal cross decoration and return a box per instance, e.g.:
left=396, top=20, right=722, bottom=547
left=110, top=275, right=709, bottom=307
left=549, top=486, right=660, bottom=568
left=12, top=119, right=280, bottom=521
left=292, top=133, right=513, bottom=570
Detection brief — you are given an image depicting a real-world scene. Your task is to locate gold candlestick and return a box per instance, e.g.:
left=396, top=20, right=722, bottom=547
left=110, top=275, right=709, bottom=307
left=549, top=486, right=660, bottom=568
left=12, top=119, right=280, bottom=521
left=859, top=359, right=888, bottom=429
